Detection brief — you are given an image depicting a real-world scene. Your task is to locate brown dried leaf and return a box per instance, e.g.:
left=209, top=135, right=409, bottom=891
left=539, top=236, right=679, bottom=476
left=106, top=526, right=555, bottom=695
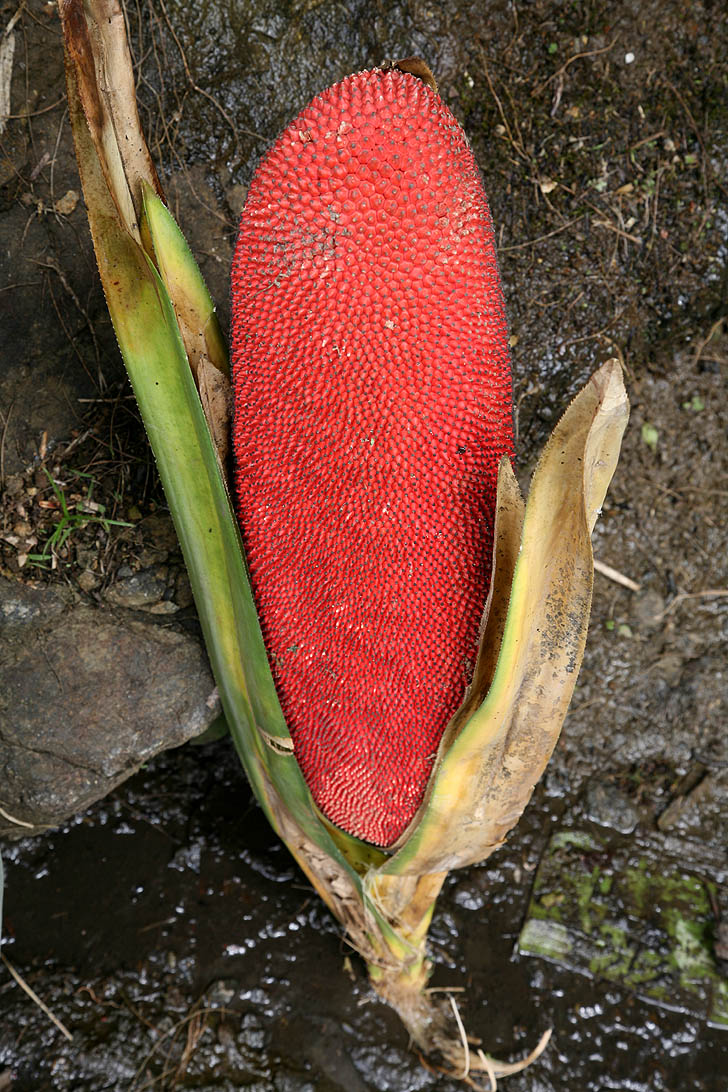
left=384, top=360, right=630, bottom=876
left=389, top=57, right=438, bottom=94
left=58, top=0, right=162, bottom=236
left=389, top=457, right=525, bottom=853
left=197, top=356, right=232, bottom=471
left=54, top=189, right=79, bottom=215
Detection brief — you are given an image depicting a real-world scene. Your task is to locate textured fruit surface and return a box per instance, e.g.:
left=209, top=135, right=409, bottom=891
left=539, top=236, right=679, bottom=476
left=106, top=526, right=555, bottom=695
left=232, top=68, right=513, bottom=847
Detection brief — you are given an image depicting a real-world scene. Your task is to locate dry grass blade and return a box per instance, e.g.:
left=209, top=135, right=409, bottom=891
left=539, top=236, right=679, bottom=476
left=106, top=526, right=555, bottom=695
left=0, top=5, right=23, bottom=142
left=1, top=954, right=73, bottom=1041
left=129, top=1003, right=235, bottom=1091
left=0, top=804, right=35, bottom=828
left=593, top=558, right=641, bottom=592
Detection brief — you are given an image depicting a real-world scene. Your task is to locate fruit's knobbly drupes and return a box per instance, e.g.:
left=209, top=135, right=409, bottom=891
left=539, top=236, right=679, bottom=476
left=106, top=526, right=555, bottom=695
left=232, top=69, right=513, bottom=846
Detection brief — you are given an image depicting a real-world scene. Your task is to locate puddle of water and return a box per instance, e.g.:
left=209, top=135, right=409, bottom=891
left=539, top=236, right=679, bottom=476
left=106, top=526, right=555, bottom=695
left=2, top=745, right=728, bottom=1089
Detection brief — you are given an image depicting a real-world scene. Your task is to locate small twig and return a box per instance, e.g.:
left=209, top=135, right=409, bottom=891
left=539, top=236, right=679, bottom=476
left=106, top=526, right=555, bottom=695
left=593, top=558, right=641, bottom=592
left=477, top=44, right=528, bottom=163
left=449, top=993, right=471, bottom=1079
left=645, top=163, right=664, bottom=255
left=629, top=130, right=666, bottom=152
left=550, top=71, right=564, bottom=116
left=691, top=316, right=725, bottom=370
left=0, top=280, right=42, bottom=293
left=137, top=917, right=177, bottom=933
left=31, top=258, right=104, bottom=389
left=659, top=588, right=728, bottom=619
left=0, top=803, right=35, bottom=828
left=1, top=954, right=73, bottom=1041
left=533, top=37, right=618, bottom=97
left=48, top=106, right=67, bottom=217
left=559, top=311, right=625, bottom=350
left=661, top=75, right=710, bottom=199
left=77, top=396, right=137, bottom=403
left=500, top=214, right=585, bottom=253
left=3, top=94, right=66, bottom=119
left=58, top=428, right=95, bottom=461
left=592, top=219, right=642, bottom=245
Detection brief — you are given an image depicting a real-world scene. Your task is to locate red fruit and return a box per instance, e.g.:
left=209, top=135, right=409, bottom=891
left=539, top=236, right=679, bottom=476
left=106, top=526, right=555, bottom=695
left=232, top=68, right=513, bottom=847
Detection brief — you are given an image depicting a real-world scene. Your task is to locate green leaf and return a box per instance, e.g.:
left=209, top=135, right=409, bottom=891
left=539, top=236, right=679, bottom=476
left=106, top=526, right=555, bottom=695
left=61, top=7, right=385, bottom=943
left=142, top=182, right=227, bottom=377
left=142, top=184, right=231, bottom=468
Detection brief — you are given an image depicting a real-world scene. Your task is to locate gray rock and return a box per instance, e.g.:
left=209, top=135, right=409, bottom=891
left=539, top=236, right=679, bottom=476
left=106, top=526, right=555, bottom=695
left=518, top=825, right=728, bottom=1027
left=0, top=577, right=65, bottom=627
left=452, top=879, right=487, bottom=911
left=0, top=578, right=221, bottom=837
left=651, top=651, right=684, bottom=687
left=630, top=587, right=666, bottom=633
left=584, top=779, right=639, bottom=834
left=273, top=1074, right=315, bottom=1092
left=239, top=1011, right=267, bottom=1051
left=657, top=773, right=721, bottom=835
left=104, top=565, right=177, bottom=612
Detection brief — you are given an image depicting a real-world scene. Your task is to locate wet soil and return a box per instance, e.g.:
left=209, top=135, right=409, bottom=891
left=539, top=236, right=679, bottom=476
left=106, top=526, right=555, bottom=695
left=1, top=0, right=727, bottom=1088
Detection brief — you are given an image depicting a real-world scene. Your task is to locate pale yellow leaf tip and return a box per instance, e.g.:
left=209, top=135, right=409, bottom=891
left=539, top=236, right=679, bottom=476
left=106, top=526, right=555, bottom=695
left=583, top=358, right=630, bottom=535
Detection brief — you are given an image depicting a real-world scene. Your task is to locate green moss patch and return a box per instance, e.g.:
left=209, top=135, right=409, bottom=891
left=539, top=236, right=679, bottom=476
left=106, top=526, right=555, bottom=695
left=518, top=827, right=728, bottom=1028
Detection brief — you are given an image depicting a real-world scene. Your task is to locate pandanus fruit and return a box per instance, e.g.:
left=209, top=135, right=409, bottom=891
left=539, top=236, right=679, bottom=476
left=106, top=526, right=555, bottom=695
left=231, top=67, right=514, bottom=849
left=60, top=2, right=629, bottom=1079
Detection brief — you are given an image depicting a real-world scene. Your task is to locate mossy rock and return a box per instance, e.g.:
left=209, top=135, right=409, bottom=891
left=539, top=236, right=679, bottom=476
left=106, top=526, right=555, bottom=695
left=518, top=826, right=728, bottom=1029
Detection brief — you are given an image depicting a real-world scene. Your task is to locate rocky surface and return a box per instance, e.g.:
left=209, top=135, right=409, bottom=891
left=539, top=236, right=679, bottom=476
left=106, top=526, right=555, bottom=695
left=0, top=578, right=220, bottom=837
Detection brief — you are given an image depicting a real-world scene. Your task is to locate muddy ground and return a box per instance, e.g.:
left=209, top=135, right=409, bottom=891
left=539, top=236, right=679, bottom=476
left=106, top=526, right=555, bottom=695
left=1, top=0, right=727, bottom=1089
